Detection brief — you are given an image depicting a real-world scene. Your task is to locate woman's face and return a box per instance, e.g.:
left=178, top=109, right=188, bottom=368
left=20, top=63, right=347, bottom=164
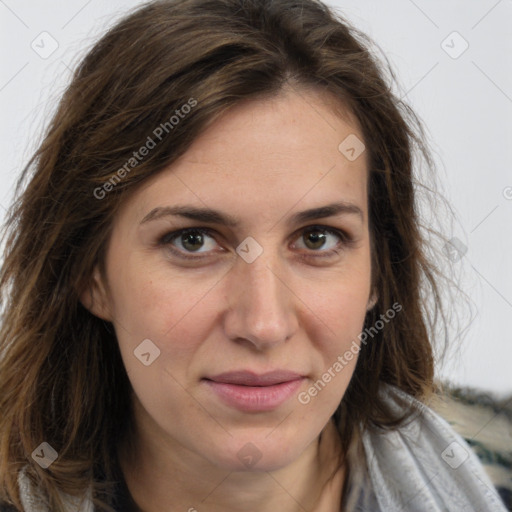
left=86, top=88, right=375, bottom=472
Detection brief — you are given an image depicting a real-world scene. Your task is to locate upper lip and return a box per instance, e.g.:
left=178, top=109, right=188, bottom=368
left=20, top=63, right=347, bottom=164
left=205, top=370, right=304, bottom=386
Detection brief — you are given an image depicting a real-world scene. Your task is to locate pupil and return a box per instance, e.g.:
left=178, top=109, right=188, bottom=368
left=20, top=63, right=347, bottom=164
left=183, top=232, right=203, bottom=251
left=306, top=229, right=325, bottom=249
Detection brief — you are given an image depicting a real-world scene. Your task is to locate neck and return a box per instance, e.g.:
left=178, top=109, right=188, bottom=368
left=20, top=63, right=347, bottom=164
left=117, top=414, right=346, bottom=512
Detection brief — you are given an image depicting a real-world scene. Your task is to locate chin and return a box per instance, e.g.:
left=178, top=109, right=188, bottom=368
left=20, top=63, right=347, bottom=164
left=202, top=434, right=309, bottom=473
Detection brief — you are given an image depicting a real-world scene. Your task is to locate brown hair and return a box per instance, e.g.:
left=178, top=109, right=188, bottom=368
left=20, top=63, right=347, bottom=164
left=0, top=0, right=464, bottom=510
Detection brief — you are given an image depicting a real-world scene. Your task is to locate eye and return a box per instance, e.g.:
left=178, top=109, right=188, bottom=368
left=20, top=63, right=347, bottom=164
left=158, top=225, right=354, bottom=260
left=159, top=227, right=219, bottom=258
left=293, top=226, right=348, bottom=256
left=294, top=225, right=358, bottom=260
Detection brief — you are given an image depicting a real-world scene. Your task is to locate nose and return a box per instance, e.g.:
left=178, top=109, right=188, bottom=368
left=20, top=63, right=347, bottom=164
left=222, top=247, right=298, bottom=351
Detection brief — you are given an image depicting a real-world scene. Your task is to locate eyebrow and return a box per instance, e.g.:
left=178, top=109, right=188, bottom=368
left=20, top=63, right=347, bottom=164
left=140, top=201, right=364, bottom=227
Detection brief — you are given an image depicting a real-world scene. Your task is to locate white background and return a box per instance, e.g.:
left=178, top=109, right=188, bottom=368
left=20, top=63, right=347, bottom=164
left=0, top=1, right=511, bottom=396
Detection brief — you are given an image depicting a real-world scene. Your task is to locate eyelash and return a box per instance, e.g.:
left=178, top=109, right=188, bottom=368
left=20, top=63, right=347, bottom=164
left=157, top=225, right=356, bottom=261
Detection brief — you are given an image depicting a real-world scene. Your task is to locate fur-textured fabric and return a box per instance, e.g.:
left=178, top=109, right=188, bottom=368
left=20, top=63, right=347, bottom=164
left=429, top=384, right=512, bottom=511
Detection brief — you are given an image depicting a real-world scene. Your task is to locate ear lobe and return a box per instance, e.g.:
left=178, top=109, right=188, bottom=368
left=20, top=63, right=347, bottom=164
left=78, top=266, right=113, bottom=322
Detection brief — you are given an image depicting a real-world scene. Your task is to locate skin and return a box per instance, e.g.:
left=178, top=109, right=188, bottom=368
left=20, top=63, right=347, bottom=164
left=82, top=86, right=377, bottom=512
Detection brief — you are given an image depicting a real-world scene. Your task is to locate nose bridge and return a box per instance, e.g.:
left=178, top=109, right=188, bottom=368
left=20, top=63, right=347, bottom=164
left=224, top=241, right=297, bottom=348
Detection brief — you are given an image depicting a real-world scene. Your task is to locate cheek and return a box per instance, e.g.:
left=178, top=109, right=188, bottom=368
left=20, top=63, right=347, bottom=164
left=296, top=285, right=368, bottom=411
left=306, top=268, right=371, bottom=346
left=108, top=257, right=221, bottom=366
left=302, top=269, right=371, bottom=403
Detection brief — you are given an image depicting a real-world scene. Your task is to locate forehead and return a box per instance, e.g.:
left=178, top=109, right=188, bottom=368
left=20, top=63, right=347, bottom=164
left=128, top=88, right=369, bottom=227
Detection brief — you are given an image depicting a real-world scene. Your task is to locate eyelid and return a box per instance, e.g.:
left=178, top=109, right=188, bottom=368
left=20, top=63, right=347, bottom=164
left=158, top=224, right=355, bottom=260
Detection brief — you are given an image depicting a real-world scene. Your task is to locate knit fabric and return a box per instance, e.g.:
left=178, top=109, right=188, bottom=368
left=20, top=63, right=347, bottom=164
left=360, top=385, right=508, bottom=511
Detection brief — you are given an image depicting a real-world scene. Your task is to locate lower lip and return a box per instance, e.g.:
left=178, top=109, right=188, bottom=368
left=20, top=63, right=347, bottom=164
left=204, top=378, right=304, bottom=412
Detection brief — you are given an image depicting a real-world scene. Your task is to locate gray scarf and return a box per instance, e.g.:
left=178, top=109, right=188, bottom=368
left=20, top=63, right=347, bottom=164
left=17, top=384, right=507, bottom=511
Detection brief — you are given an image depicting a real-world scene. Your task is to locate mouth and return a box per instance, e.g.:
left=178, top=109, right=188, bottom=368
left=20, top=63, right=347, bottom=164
left=202, top=370, right=306, bottom=412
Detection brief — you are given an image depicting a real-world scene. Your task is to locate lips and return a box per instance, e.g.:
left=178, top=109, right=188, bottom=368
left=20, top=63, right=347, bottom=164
left=205, top=370, right=304, bottom=386
left=203, top=370, right=305, bottom=412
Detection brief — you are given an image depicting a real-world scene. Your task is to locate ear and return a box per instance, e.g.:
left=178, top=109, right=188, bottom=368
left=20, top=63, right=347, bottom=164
left=78, top=266, right=113, bottom=322
left=366, top=289, right=378, bottom=311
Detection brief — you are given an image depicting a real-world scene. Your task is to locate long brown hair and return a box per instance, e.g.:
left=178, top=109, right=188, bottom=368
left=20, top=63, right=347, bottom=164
left=0, top=0, right=465, bottom=510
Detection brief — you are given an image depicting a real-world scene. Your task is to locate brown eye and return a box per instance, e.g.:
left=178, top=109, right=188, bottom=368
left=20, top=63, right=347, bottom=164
left=294, top=226, right=349, bottom=256
left=158, top=225, right=353, bottom=262
left=159, top=227, right=219, bottom=256
left=180, top=231, right=206, bottom=252
left=302, top=228, right=329, bottom=250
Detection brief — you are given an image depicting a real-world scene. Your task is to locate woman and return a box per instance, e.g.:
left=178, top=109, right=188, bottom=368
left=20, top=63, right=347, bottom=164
left=0, top=0, right=507, bottom=510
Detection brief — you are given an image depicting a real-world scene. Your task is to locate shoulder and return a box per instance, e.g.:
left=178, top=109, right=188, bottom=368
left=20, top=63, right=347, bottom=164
left=361, top=383, right=509, bottom=511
